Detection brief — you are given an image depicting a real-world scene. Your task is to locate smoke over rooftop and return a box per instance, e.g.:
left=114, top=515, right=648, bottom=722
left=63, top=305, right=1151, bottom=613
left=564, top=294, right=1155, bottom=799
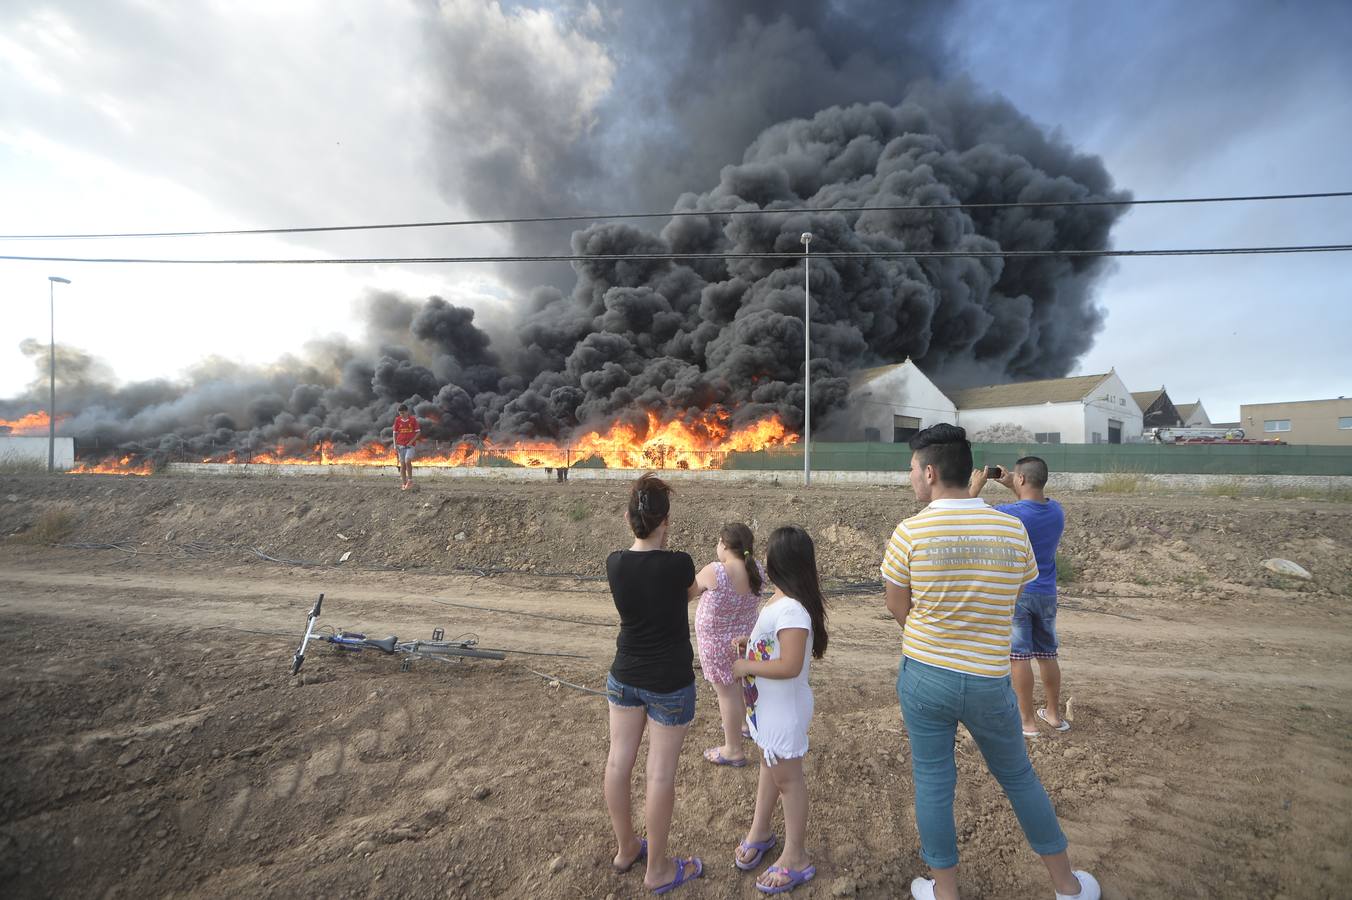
left=1, top=2, right=1128, bottom=459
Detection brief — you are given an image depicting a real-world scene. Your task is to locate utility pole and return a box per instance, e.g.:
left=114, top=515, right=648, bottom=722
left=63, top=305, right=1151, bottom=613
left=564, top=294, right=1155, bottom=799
left=800, top=233, right=813, bottom=486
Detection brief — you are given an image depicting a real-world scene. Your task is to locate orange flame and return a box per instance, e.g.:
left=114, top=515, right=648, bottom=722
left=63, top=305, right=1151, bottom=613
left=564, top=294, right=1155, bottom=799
left=224, top=411, right=797, bottom=470
left=73, top=411, right=798, bottom=475
left=0, top=410, right=63, bottom=435
left=71, top=455, right=154, bottom=476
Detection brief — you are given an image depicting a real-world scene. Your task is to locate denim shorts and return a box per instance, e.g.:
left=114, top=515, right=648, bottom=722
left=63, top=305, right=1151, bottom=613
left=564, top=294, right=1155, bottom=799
left=1010, top=591, right=1058, bottom=660
left=605, top=673, right=696, bottom=726
left=396, top=445, right=416, bottom=465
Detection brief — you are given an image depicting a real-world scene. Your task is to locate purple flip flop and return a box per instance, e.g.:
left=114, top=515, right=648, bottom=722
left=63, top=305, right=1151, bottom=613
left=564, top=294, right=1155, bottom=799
left=704, top=747, right=748, bottom=768
left=756, top=864, right=816, bottom=894
left=734, top=834, right=777, bottom=871
left=613, top=837, right=648, bottom=874
left=652, top=857, right=702, bottom=895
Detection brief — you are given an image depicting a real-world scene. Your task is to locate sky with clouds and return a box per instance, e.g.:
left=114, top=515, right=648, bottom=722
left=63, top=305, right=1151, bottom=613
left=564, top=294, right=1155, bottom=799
left=1, top=0, right=1349, bottom=423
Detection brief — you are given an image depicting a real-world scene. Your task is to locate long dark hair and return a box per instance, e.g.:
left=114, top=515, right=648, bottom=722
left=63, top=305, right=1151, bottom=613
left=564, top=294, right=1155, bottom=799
left=626, top=472, right=672, bottom=538
left=765, top=525, right=829, bottom=659
left=719, top=522, right=762, bottom=596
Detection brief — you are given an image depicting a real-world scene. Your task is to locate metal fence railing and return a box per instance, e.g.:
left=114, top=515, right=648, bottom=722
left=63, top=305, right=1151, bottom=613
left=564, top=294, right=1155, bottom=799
left=722, top=441, right=1352, bottom=476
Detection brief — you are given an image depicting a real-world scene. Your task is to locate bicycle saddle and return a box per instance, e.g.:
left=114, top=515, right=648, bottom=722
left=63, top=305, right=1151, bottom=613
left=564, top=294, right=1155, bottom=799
left=365, top=635, right=399, bottom=653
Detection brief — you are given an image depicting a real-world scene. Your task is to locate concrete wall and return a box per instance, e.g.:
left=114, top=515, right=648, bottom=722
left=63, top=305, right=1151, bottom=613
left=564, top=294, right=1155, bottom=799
left=0, top=436, right=75, bottom=469
left=1239, top=398, right=1352, bottom=445
left=164, top=462, right=1352, bottom=492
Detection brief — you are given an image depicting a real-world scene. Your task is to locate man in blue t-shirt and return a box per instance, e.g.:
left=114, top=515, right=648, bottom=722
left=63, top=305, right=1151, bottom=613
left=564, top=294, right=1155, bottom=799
left=970, top=456, right=1069, bottom=736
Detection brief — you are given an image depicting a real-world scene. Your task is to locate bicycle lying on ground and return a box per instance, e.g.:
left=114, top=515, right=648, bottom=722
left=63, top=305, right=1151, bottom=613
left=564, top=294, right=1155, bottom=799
left=291, top=593, right=506, bottom=675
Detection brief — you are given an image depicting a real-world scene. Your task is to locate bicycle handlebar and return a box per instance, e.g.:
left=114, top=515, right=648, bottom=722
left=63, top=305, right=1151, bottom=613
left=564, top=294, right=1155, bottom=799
left=291, top=592, right=325, bottom=675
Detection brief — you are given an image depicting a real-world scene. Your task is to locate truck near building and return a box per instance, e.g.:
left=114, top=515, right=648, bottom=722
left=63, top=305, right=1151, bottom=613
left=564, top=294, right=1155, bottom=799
left=1148, top=427, right=1283, bottom=445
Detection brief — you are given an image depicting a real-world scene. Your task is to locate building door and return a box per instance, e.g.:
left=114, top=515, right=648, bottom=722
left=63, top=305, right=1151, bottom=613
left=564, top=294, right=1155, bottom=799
left=893, top=415, right=921, bottom=443
left=1108, top=419, right=1123, bottom=444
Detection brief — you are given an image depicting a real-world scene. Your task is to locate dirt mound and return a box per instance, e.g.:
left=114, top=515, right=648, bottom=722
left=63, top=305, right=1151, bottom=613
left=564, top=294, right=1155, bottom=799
left=4, top=473, right=1351, bottom=596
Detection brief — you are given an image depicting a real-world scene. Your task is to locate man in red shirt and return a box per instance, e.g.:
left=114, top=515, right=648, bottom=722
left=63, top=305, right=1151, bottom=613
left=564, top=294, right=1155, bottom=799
left=392, top=404, right=421, bottom=491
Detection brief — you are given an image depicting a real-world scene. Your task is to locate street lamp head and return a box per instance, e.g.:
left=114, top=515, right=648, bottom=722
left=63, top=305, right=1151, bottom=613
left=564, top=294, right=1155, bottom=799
left=800, top=232, right=813, bottom=246
left=49, top=276, right=71, bottom=284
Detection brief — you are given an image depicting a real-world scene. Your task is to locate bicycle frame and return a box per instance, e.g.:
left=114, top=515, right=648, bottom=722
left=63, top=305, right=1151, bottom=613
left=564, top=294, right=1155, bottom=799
left=290, top=593, right=504, bottom=675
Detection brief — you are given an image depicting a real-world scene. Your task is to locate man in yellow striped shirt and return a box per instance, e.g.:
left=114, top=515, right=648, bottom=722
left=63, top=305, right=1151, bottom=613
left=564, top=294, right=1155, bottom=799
left=883, top=424, right=1099, bottom=900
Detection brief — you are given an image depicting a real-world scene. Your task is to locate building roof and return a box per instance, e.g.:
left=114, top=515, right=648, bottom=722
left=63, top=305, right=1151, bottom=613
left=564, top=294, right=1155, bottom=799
left=849, top=361, right=908, bottom=388
left=1131, top=389, right=1165, bottom=412
left=946, top=373, right=1110, bottom=410
left=1175, top=401, right=1200, bottom=420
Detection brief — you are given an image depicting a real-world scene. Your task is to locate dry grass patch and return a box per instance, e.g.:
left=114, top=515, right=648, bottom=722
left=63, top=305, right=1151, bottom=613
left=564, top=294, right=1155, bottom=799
left=13, top=507, right=79, bottom=544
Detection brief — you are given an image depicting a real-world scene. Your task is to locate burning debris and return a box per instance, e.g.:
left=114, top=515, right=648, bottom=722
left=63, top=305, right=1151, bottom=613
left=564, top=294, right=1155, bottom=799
left=0, top=411, right=59, bottom=435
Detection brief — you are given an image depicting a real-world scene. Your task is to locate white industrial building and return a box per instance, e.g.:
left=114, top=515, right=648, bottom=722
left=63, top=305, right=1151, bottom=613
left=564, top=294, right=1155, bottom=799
left=949, top=371, right=1144, bottom=444
left=1174, top=401, right=1212, bottom=427
left=823, top=360, right=957, bottom=443
left=0, top=435, right=76, bottom=469
left=827, top=365, right=1145, bottom=445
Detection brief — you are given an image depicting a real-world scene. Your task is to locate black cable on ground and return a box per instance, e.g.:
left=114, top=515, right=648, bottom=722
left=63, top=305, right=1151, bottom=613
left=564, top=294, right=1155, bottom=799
left=424, top=596, right=615, bottom=628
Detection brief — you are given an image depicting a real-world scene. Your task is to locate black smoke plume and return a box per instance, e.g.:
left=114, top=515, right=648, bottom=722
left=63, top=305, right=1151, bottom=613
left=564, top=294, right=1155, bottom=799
left=2, top=81, right=1127, bottom=459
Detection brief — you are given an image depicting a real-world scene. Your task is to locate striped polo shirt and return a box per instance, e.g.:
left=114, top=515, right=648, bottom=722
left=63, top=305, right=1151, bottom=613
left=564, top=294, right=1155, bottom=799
left=881, top=498, right=1038, bottom=678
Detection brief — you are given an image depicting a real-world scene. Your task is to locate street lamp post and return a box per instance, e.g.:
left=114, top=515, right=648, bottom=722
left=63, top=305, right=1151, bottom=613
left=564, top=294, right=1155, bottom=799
left=800, top=232, right=813, bottom=487
left=47, top=276, right=71, bottom=473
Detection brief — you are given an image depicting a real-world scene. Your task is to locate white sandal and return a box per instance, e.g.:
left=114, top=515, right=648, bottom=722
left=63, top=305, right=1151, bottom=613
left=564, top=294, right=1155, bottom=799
left=1037, top=707, right=1071, bottom=732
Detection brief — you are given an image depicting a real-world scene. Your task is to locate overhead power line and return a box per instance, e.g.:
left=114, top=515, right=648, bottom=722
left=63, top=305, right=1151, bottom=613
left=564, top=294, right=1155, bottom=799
left=1, top=244, right=1350, bottom=266
left=1, top=191, right=1349, bottom=241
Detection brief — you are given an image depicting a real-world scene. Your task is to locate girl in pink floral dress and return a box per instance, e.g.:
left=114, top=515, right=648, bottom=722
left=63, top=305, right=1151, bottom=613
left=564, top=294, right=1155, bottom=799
left=694, top=523, right=764, bottom=767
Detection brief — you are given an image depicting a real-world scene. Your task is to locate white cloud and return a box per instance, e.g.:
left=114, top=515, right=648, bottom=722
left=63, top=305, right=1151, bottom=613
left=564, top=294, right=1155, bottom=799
left=0, top=0, right=541, bottom=398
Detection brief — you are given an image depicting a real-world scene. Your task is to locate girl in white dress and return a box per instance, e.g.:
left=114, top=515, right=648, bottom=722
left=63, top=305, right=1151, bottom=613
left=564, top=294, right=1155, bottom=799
left=730, top=525, right=829, bottom=895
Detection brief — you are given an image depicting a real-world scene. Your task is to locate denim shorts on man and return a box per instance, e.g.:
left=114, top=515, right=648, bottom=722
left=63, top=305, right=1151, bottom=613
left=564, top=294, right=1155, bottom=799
left=1010, top=591, right=1058, bottom=659
left=605, top=673, right=696, bottom=726
left=395, top=445, right=416, bottom=465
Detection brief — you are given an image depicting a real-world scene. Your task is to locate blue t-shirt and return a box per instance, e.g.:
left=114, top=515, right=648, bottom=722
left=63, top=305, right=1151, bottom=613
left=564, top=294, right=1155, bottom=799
left=996, top=498, right=1064, bottom=596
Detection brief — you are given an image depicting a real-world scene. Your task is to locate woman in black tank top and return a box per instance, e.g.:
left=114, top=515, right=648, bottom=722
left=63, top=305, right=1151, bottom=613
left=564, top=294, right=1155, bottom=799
left=602, top=474, right=704, bottom=894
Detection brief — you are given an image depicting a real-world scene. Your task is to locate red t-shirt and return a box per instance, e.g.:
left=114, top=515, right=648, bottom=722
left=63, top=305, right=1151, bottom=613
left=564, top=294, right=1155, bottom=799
left=393, top=414, right=421, bottom=447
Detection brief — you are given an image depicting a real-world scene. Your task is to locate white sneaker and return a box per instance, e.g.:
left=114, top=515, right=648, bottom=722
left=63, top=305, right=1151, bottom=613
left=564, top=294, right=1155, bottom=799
left=1056, top=870, right=1101, bottom=900
left=910, top=877, right=937, bottom=900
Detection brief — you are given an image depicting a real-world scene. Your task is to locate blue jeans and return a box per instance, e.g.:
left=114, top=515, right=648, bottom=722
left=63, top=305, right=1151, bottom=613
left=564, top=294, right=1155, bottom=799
left=897, top=657, right=1067, bottom=868
left=1011, top=591, right=1059, bottom=660
left=605, top=673, right=696, bottom=726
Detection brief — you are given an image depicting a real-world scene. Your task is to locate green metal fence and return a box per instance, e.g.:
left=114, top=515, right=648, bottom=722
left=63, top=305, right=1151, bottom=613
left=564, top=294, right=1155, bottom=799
left=723, top=441, right=1352, bottom=476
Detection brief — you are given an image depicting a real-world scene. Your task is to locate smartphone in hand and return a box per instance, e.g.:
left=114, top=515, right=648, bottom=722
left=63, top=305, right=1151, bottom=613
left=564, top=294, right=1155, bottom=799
left=984, top=465, right=1003, bottom=479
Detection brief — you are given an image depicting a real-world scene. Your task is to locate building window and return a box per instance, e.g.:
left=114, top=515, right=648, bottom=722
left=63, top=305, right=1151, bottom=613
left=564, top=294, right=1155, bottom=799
left=1340, top=417, right=1352, bottom=430
left=1119, top=397, right=1126, bottom=406
left=1091, top=432, right=1103, bottom=444
left=1264, top=420, right=1291, bottom=433
left=863, top=427, right=881, bottom=442
left=1034, top=432, right=1061, bottom=444
left=893, top=415, right=920, bottom=444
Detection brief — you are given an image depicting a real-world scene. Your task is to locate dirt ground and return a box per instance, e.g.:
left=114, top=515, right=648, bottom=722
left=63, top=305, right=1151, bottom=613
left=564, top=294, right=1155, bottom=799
left=1, top=473, right=1350, bottom=899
